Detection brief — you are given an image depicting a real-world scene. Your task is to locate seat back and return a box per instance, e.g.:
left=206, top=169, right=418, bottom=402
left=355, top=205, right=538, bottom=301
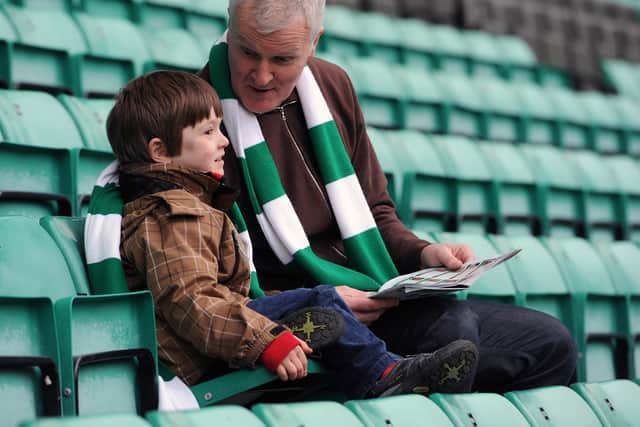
left=431, top=392, right=529, bottom=427
left=345, top=395, right=454, bottom=427
left=142, top=27, right=205, bottom=73
left=147, top=405, right=265, bottom=427
left=572, top=379, right=640, bottom=427
left=22, top=413, right=152, bottom=427
left=252, top=401, right=365, bottom=427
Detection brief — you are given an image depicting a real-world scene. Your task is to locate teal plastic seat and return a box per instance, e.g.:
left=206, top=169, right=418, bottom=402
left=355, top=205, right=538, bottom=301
left=431, top=392, right=529, bottom=427
left=253, top=401, right=365, bottom=427
left=520, top=145, right=585, bottom=238
left=565, top=150, right=624, bottom=242
left=72, top=13, right=150, bottom=97
left=347, top=57, right=403, bottom=129
left=136, top=0, right=189, bottom=29
left=9, top=0, right=74, bottom=11
left=543, top=237, right=629, bottom=382
left=345, top=395, right=454, bottom=427
left=602, top=59, right=640, bottom=100
left=545, top=87, right=592, bottom=150
left=515, top=83, right=560, bottom=146
left=77, top=0, right=138, bottom=21
left=356, top=11, right=402, bottom=64
left=610, top=96, right=640, bottom=157
left=579, top=92, right=626, bottom=155
left=505, top=386, right=601, bottom=427
left=478, top=143, right=541, bottom=236
left=497, top=35, right=538, bottom=83
left=367, top=127, right=400, bottom=203
left=147, top=405, right=265, bottom=427
left=473, top=78, right=525, bottom=143
left=21, top=414, right=151, bottom=427
left=431, top=232, right=520, bottom=304
left=397, top=19, right=440, bottom=71
left=435, top=73, right=485, bottom=139
left=392, top=65, right=446, bottom=133
left=0, top=8, right=17, bottom=89
left=431, top=135, right=496, bottom=234
left=603, top=155, right=640, bottom=241
left=572, top=379, right=640, bottom=426
left=184, top=1, right=226, bottom=46
left=2, top=4, right=87, bottom=94
left=429, top=25, right=470, bottom=76
left=142, top=27, right=205, bottom=73
left=463, top=30, right=505, bottom=79
left=320, top=5, right=363, bottom=58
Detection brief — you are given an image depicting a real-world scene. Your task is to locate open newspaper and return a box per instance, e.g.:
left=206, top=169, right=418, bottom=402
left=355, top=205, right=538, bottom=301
left=369, top=249, right=522, bottom=300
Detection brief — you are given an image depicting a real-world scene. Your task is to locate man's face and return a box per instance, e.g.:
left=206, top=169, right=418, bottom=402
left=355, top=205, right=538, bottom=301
left=227, top=5, right=320, bottom=114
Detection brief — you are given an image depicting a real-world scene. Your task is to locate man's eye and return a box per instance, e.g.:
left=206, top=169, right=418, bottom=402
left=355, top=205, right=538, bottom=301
left=274, top=56, right=292, bottom=64
left=242, top=47, right=257, bottom=58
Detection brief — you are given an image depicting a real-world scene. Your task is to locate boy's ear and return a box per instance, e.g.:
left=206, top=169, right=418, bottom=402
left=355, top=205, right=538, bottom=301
left=148, top=137, right=172, bottom=163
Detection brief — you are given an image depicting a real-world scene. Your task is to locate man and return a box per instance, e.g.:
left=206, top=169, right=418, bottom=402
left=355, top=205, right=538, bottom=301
left=197, top=0, right=577, bottom=393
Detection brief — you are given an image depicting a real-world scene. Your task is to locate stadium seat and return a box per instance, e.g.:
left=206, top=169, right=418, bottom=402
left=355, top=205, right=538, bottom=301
left=1, top=4, right=87, bottom=94
left=429, top=25, right=471, bottom=75
left=602, top=59, right=640, bottom=99
left=505, top=386, right=601, bottom=427
left=544, top=87, right=592, bottom=150
left=478, top=143, right=541, bottom=236
left=366, top=127, right=400, bottom=203
left=0, top=8, right=17, bottom=89
left=347, top=57, right=403, bottom=129
left=398, top=19, right=440, bottom=71
left=72, top=13, right=150, bottom=97
left=8, top=0, right=74, bottom=11
left=473, top=77, right=526, bottom=143
left=141, top=27, right=205, bottom=73
left=184, top=1, right=227, bottom=48
left=22, top=415, right=151, bottom=427
left=463, top=31, right=505, bottom=79
left=435, top=73, right=485, bottom=139
left=252, top=401, right=365, bottom=427
left=603, top=155, right=640, bottom=242
left=431, top=135, right=497, bottom=234
left=345, top=395, right=454, bottom=427
left=356, top=11, right=402, bottom=64
left=136, top=0, right=189, bottom=29
left=543, top=236, right=630, bottom=381
left=146, top=405, right=265, bottom=427
left=572, top=379, right=640, bottom=427
left=565, top=150, right=625, bottom=242
left=391, top=65, right=446, bottom=133
left=497, top=35, right=539, bottom=83
left=579, top=92, right=626, bottom=155
left=610, top=96, right=640, bottom=158
left=320, top=6, right=364, bottom=58
left=490, top=234, right=574, bottom=331
left=77, top=0, right=138, bottom=21
left=520, top=145, right=585, bottom=238
left=431, top=392, right=529, bottom=427
left=431, top=232, right=520, bottom=304
left=515, top=83, right=560, bottom=146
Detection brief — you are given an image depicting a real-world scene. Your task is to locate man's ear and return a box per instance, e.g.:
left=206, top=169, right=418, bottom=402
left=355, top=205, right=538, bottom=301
left=148, top=137, right=172, bottom=163
left=310, top=26, right=323, bottom=56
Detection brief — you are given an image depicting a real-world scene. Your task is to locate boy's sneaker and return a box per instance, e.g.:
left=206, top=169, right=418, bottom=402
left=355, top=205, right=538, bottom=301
left=367, top=339, right=478, bottom=398
left=279, top=307, right=345, bottom=351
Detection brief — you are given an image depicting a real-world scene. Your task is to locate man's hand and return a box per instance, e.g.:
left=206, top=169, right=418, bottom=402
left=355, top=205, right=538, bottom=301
left=275, top=337, right=312, bottom=381
left=335, top=286, right=398, bottom=325
left=420, top=243, right=474, bottom=270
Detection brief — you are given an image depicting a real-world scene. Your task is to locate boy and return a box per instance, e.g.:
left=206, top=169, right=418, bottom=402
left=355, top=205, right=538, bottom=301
left=107, top=70, right=478, bottom=399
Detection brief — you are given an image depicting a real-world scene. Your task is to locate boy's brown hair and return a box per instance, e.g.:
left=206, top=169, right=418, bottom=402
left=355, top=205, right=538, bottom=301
left=107, top=70, right=223, bottom=164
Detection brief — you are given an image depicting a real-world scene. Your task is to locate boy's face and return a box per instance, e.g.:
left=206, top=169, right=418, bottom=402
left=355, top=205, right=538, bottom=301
left=171, top=108, right=229, bottom=175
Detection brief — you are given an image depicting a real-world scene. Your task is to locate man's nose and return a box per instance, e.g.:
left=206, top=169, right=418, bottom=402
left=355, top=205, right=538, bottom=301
left=252, top=60, right=273, bottom=87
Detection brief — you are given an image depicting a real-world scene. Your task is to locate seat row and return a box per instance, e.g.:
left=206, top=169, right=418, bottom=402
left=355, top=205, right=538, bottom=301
left=369, top=129, right=640, bottom=242
left=18, top=380, right=640, bottom=427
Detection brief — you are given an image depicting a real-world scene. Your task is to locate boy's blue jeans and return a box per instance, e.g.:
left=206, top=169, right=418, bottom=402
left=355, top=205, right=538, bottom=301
left=247, top=285, right=399, bottom=398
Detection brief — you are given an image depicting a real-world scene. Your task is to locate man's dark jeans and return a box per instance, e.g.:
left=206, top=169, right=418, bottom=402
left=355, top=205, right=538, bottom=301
left=370, top=296, right=578, bottom=393
left=248, top=285, right=399, bottom=398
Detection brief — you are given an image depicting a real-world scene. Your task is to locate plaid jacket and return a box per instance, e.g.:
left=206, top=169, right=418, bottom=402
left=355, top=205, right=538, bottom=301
left=119, top=163, right=283, bottom=385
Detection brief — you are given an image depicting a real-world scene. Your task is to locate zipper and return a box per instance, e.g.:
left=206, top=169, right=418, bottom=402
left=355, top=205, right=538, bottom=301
left=329, top=242, right=348, bottom=262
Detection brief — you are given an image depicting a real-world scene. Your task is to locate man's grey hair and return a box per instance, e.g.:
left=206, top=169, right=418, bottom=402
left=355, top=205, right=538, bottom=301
left=228, top=0, right=325, bottom=41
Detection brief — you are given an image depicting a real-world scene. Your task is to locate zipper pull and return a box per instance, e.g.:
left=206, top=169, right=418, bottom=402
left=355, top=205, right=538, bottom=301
left=279, top=106, right=287, bottom=122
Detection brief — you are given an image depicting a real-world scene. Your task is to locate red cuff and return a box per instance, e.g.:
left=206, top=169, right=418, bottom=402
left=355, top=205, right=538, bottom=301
left=260, top=332, right=300, bottom=372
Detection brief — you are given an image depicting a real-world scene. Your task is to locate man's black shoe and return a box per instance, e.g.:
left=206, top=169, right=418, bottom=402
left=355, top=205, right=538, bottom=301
left=367, top=339, right=478, bottom=398
left=279, top=307, right=345, bottom=351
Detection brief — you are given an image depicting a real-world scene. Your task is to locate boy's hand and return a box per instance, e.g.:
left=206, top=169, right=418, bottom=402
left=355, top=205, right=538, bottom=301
left=275, top=337, right=312, bottom=381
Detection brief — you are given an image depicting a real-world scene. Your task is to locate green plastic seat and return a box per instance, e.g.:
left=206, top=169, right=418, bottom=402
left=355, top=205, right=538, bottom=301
left=515, top=83, right=560, bottom=146
left=545, top=87, right=592, bottom=150
left=543, top=237, right=630, bottom=382
left=9, top=0, right=74, bottom=11
left=356, top=11, right=402, bottom=64
left=77, top=0, right=138, bottom=21
left=431, top=135, right=497, bottom=234
left=367, top=127, right=400, bottom=203
left=505, top=386, right=601, bottom=427
left=497, top=35, right=538, bottom=83
left=142, top=27, right=205, bottom=73
left=595, top=241, right=640, bottom=379
left=391, top=65, right=446, bottom=133
left=429, top=25, right=470, bottom=76
left=21, top=414, right=152, bottom=427
left=520, top=145, right=585, bottom=238
left=435, top=73, right=485, bottom=139
left=397, top=19, right=440, bottom=71
left=602, top=59, right=640, bottom=99
left=136, top=0, right=189, bottom=29
left=610, top=96, right=640, bottom=157
left=473, top=77, right=525, bottom=143
left=579, top=92, right=627, bottom=155
left=572, top=379, right=640, bottom=426
left=184, top=1, right=226, bottom=46
left=0, top=89, right=79, bottom=216
left=253, top=401, right=365, bottom=427
left=345, top=395, right=454, bottom=427
left=603, top=155, right=640, bottom=242
left=463, top=30, right=505, bottom=79
left=490, top=234, right=573, bottom=330
left=2, top=4, right=87, bottom=94
left=72, top=13, right=150, bottom=97
left=146, top=405, right=265, bottom=427
left=394, top=132, right=452, bottom=232
left=320, top=5, right=363, bottom=58
left=347, top=57, right=403, bottom=129
left=565, top=150, right=624, bottom=242
left=431, top=232, right=520, bottom=304
left=0, top=8, right=17, bottom=89
left=478, top=143, right=541, bottom=236
left=431, top=392, right=529, bottom=427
